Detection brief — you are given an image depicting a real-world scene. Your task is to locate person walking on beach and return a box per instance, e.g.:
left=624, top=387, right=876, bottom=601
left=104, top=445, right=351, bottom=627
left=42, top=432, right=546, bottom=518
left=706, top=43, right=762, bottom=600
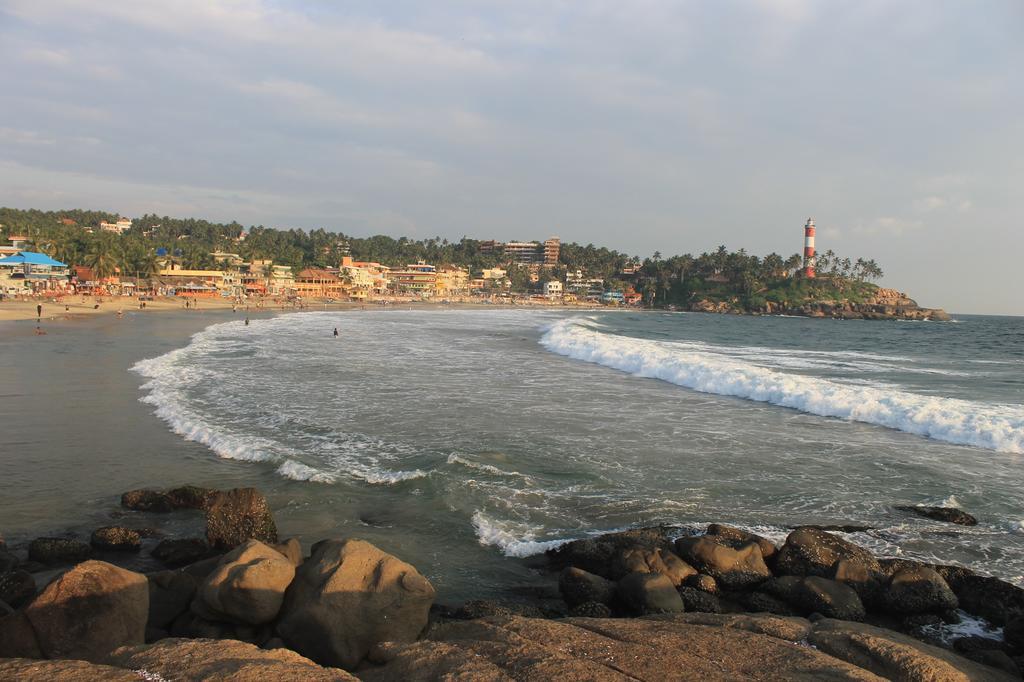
left=36, top=303, right=42, bottom=320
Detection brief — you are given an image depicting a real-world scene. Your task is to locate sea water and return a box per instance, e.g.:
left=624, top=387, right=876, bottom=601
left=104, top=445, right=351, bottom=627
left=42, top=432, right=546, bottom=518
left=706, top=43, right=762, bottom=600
left=125, top=308, right=1024, bottom=595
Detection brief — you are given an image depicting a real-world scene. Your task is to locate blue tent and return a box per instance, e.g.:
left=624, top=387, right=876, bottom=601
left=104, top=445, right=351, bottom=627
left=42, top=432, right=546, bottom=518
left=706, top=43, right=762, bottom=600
left=0, top=251, right=67, bottom=267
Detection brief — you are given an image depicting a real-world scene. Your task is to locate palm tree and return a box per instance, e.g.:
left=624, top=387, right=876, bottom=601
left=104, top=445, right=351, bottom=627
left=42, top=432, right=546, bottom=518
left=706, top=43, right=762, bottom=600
left=87, top=238, right=119, bottom=280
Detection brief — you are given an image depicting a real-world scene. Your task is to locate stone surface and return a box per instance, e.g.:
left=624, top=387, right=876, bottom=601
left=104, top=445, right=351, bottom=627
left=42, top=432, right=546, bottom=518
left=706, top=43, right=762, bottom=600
left=90, top=527, right=142, bottom=552
left=0, top=569, right=36, bottom=609
left=798, top=576, right=866, bottom=621
left=276, top=538, right=435, bottom=670
left=834, top=558, right=884, bottom=604
left=0, top=658, right=140, bottom=681
left=955, top=575, right=1024, bottom=626
left=205, top=487, right=278, bottom=550
left=449, top=598, right=546, bottom=620
left=147, top=569, right=198, bottom=630
left=884, top=567, right=958, bottom=614
left=740, top=591, right=802, bottom=616
left=569, top=601, right=613, bottom=618
left=273, top=537, right=303, bottom=566
left=706, top=523, right=778, bottom=561
left=152, top=537, right=216, bottom=568
left=559, top=566, right=616, bottom=607
left=360, top=614, right=883, bottom=681
left=164, top=485, right=216, bottom=510
left=685, top=572, right=719, bottom=594
left=611, top=546, right=696, bottom=585
left=774, top=527, right=882, bottom=579
left=896, top=505, right=978, bottom=526
left=27, top=537, right=92, bottom=566
left=193, top=539, right=295, bottom=625
left=106, top=637, right=357, bottom=680
left=0, top=611, right=43, bottom=658
left=1004, top=616, right=1024, bottom=652
left=545, top=526, right=674, bottom=577
left=616, top=572, right=684, bottom=615
left=674, top=535, right=771, bottom=589
left=24, top=560, right=148, bottom=662
left=0, top=546, right=20, bottom=572
left=678, top=586, right=722, bottom=613
left=121, top=489, right=174, bottom=512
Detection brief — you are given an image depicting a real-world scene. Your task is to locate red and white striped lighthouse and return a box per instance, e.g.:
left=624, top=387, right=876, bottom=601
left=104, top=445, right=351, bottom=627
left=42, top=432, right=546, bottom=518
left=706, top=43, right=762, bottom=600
left=803, top=218, right=816, bottom=278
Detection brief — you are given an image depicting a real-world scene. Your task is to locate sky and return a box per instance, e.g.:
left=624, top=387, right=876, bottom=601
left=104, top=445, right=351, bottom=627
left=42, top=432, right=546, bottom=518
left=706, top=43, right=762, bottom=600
left=1, top=1, right=1022, bottom=313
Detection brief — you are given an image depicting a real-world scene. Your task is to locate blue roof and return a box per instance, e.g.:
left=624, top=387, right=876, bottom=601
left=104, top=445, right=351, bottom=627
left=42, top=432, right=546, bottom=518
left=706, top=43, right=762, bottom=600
left=0, top=251, right=67, bottom=267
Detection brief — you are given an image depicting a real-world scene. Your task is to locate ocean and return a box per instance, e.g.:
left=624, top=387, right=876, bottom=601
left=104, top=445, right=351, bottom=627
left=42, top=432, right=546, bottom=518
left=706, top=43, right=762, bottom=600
left=3, top=308, right=1023, bottom=600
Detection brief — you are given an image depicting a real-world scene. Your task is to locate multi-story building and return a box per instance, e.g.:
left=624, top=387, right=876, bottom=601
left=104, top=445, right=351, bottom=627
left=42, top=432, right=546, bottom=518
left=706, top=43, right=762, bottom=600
left=480, top=267, right=507, bottom=280
left=435, top=267, right=469, bottom=295
left=544, top=238, right=560, bottom=266
left=294, top=268, right=346, bottom=298
left=389, top=262, right=436, bottom=297
left=479, top=237, right=560, bottom=266
left=99, top=218, right=133, bottom=235
left=543, top=280, right=563, bottom=298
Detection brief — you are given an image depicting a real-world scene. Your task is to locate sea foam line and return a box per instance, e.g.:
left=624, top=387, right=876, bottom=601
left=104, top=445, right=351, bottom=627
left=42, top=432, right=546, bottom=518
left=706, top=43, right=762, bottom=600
left=540, top=318, right=1024, bottom=453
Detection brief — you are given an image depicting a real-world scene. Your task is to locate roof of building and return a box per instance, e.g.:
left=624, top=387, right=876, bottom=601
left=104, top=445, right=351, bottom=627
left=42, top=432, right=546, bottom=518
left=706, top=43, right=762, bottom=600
left=0, top=251, right=67, bottom=267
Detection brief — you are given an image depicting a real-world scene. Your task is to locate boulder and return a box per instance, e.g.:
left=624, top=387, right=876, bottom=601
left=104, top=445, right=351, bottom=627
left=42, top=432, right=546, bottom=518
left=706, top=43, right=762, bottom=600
left=895, top=505, right=977, bottom=526
left=0, top=611, right=43, bottom=658
left=27, top=537, right=92, bottom=566
left=684, top=573, right=719, bottom=594
left=121, top=489, right=174, bottom=513
left=774, top=527, right=882, bottom=579
left=152, top=538, right=216, bottom=568
left=834, top=558, right=884, bottom=605
left=164, top=485, right=216, bottom=510
left=0, top=570, right=36, bottom=609
left=569, top=601, right=612, bottom=618
left=705, top=523, right=778, bottom=561
left=559, top=566, right=616, bottom=607
left=0, top=658, right=141, bottom=681
left=884, top=567, right=958, bottom=614
left=90, top=527, right=142, bottom=552
left=739, top=591, right=801, bottom=616
left=955, top=575, right=1024, bottom=626
left=106, top=637, right=356, bottom=681
left=273, top=537, right=304, bottom=566
left=0, top=546, right=19, bottom=572
left=450, top=599, right=546, bottom=620
left=24, top=560, right=148, bottom=662
left=798, top=577, right=866, bottom=621
left=192, top=539, right=296, bottom=625
left=1004, top=617, right=1024, bottom=652
left=205, top=488, right=278, bottom=550
left=616, top=572, right=684, bottom=615
left=678, top=586, right=722, bottom=613
left=674, top=536, right=770, bottom=590
left=276, top=538, right=435, bottom=670
left=545, top=526, right=674, bottom=576
left=611, top=546, right=696, bottom=585
left=147, top=570, right=198, bottom=630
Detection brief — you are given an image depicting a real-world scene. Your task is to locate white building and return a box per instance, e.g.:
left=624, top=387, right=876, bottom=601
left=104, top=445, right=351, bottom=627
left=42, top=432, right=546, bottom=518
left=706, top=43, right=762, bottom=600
left=543, top=280, right=563, bottom=298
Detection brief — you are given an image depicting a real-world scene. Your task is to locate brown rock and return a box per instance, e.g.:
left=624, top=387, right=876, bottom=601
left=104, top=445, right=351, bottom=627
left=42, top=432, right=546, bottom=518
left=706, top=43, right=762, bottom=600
left=685, top=573, right=719, bottom=594
left=152, top=537, right=216, bottom=568
left=559, top=566, right=616, bottom=607
left=90, top=527, right=142, bottom=552
left=276, top=538, right=435, bottom=670
left=0, top=570, right=36, bottom=609
left=0, top=611, right=43, bottom=659
left=884, top=567, right=958, bottom=614
left=164, top=485, right=217, bottom=510
left=0, top=658, right=140, bottom=681
left=147, top=570, right=198, bottom=630
left=106, top=637, right=356, bottom=680
left=798, top=576, right=866, bottom=621
left=706, top=523, right=778, bottom=561
left=273, top=537, right=303, bottom=566
left=616, top=572, right=684, bottom=615
left=27, top=537, right=92, bottom=566
left=775, top=527, right=882, bottom=578
left=545, top=526, right=674, bottom=576
left=193, top=539, right=296, bottom=625
left=205, top=488, right=278, bottom=550
left=120, top=489, right=174, bottom=512
left=674, top=536, right=771, bottom=589
left=612, top=546, right=696, bottom=585
left=25, top=560, right=148, bottom=662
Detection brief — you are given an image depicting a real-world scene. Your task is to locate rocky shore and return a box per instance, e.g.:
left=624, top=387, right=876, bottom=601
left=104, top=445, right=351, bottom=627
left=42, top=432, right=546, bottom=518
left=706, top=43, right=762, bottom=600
left=690, top=288, right=952, bottom=321
left=2, top=486, right=1021, bottom=680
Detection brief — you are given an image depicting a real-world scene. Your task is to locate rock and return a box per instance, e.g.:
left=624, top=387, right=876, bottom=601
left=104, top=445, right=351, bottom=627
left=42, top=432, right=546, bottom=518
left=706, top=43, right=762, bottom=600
left=568, top=601, right=612, bottom=618
left=559, top=566, right=616, bottom=607
left=0, top=570, right=36, bottom=609
left=884, top=567, right=958, bottom=614
left=193, top=539, right=295, bottom=625
left=151, top=537, right=216, bottom=568
left=760, top=575, right=804, bottom=602
left=612, top=546, right=696, bottom=585
left=205, top=488, right=278, bottom=550
left=0, top=611, right=43, bottom=658
left=90, top=527, right=142, bottom=552
left=834, top=558, right=884, bottom=605
left=0, top=546, right=19, bottom=571
left=106, top=637, right=356, bottom=680
left=674, top=536, right=770, bottom=590
left=120, top=489, right=174, bottom=513
left=450, top=599, right=545, bottom=620
left=147, top=570, right=198, bottom=630
left=739, top=591, right=801, bottom=616
left=164, top=485, right=216, bottom=510
left=705, top=523, right=778, bottom=561
left=276, top=538, right=435, bottom=670
left=952, top=635, right=1007, bottom=654
left=678, top=586, right=721, bottom=613
left=684, top=573, right=719, bottom=594
left=616, top=572, right=684, bottom=615
left=962, top=650, right=1021, bottom=676
left=809, top=618, right=1019, bottom=681
left=1004, top=617, right=1024, bottom=652
left=896, top=505, right=978, bottom=526
left=273, top=537, right=303, bottom=566
left=545, top=526, right=674, bottom=576
left=27, top=537, right=92, bottom=566
left=0, top=658, right=141, bottom=681
left=955, top=575, right=1024, bottom=626
left=798, top=576, right=866, bottom=621
left=361, top=614, right=884, bottom=681
left=878, top=558, right=976, bottom=592
left=0, top=598, right=11, bottom=616
left=798, top=524, right=875, bottom=533
left=774, top=527, right=882, bottom=579
left=24, top=560, right=148, bottom=662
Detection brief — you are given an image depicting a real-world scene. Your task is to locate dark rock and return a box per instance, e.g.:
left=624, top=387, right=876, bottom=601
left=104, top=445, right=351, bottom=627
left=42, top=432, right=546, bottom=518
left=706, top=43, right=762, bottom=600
left=147, top=570, right=198, bottom=630
left=739, top=591, right=801, bottom=616
left=0, top=547, right=18, bottom=572
left=797, top=576, right=865, bottom=621
left=774, top=527, right=882, bottom=579
left=545, top=526, right=674, bottom=577
left=678, top=586, right=722, bottom=613
left=451, top=599, right=545, bottom=620
left=164, top=485, right=216, bottom=510
left=90, top=527, right=142, bottom=552
left=674, top=536, right=770, bottom=590
left=0, top=570, right=36, bottom=609
left=151, top=538, right=216, bottom=568
left=705, top=523, right=777, bottom=561
left=204, top=488, right=278, bottom=550
left=961, top=649, right=1021, bottom=677
left=121, top=489, right=174, bottom=513
left=684, top=573, right=719, bottom=594
left=956, top=575, right=1024, bottom=626
left=884, top=567, right=958, bottom=614
left=833, top=558, right=883, bottom=605
left=953, top=635, right=1007, bottom=654
left=558, top=566, right=615, bottom=607
left=568, top=601, right=612, bottom=618
left=28, top=537, right=92, bottom=566
left=0, top=611, right=42, bottom=658
left=1004, top=617, right=1024, bottom=652
left=616, top=572, right=684, bottom=615
left=878, top=557, right=976, bottom=592
left=895, top=505, right=978, bottom=526
left=902, top=613, right=942, bottom=629
left=0, top=599, right=11, bottom=617
left=793, top=524, right=874, bottom=533
left=759, top=575, right=804, bottom=603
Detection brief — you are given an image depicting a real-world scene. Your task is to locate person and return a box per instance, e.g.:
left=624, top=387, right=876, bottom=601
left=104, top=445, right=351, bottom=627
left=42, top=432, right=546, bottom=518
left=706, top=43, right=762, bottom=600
left=333, top=327, right=339, bottom=337
left=34, top=325, right=46, bottom=335
left=244, top=317, right=250, bottom=326
left=36, top=303, right=42, bottom=320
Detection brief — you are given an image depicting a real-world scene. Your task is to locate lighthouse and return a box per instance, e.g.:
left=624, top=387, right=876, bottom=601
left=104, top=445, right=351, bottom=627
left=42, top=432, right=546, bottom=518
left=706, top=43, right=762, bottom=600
left=803, top=218, right=816, bottom=278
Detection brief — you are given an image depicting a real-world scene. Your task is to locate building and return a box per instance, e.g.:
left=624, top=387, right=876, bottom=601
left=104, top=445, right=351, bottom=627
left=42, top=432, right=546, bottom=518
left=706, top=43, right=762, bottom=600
left=99, top=218, right=133, bottom=235
left=480, top=237, right=560, bottom=266
left=543, top=280, right=563, bottom=298
left=294, top=268, right=346, bottom=298
left=803, top=218, right=816, bottom=278
left=0, top=235, right=28, bottom=259
left=155, top=264, right=225, bottom=296
left=543, top=238, right=560, bottom=266
left=435, top=267, right=470, bottom=295
left=0, top=251, right=69, bottom=291
left=601, top=291, right=625, bottom=305
left=389, top=263, right=436, bottom=296
left=565, top=270, right=604, bottom=298
left=480, top=267, right=507, bottom=280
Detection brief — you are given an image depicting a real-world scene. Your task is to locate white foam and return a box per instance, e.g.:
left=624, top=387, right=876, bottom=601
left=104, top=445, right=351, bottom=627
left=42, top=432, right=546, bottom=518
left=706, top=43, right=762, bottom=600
left=447, top=453, right=531, bottom=480
left=471, top=511, right=571, bottom=557
left=540, top=318, right=1024, bottom=453
left=919, top=610, right=1003, bottom=646
left=277, top=460, right=336, bottom=483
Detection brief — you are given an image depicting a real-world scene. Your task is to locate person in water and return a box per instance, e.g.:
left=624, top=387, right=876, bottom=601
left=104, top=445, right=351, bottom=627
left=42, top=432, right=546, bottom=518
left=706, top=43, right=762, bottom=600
left=333, top=327, right=339, bottom=337
left=244, top=317, right=250, bottom=326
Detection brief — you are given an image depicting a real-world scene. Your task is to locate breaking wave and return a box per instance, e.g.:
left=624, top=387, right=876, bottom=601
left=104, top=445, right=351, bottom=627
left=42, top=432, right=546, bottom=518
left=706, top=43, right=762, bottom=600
left=470, top=511, right=571, bottom=558
left=540, top=318, right=1024, bottom=453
